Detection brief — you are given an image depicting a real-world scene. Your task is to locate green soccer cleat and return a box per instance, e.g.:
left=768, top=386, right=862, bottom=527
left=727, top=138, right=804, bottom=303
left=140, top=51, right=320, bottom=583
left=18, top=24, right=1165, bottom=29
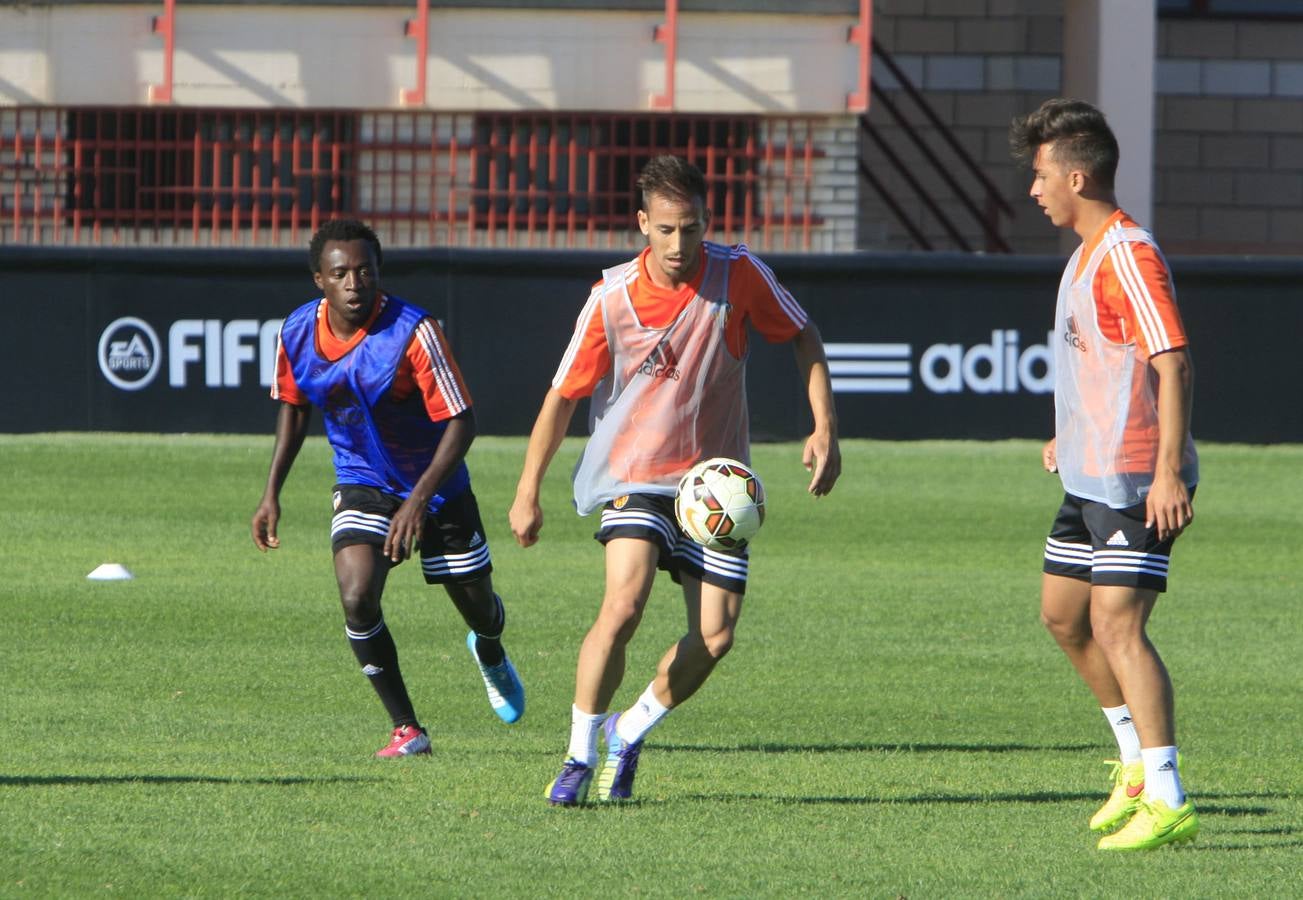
left=1097, top=797, right=1199, bottom=851
left=1090, top=759, right=1146, bottom=832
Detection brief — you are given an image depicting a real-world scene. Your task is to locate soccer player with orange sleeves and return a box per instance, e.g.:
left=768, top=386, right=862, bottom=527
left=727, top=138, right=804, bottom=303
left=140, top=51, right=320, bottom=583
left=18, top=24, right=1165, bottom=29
left=1011, top=99, right=1199, bottom=850
left=509, top=156, right=841, bottom=806
left=251, top=219, right=524, bottom=759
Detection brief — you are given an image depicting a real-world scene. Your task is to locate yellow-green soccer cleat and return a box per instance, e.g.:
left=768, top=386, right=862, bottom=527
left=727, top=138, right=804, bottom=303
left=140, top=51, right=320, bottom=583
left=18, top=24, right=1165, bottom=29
left=1090, top=759, right=1146, bottom=832
left=1097, top=797, right=1199, bottom=851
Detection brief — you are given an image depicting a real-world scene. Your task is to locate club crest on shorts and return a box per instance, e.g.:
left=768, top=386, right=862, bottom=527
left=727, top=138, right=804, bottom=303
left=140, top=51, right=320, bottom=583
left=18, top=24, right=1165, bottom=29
left=333, top=490, right=342, bottom=510
left=613, top=495, right=629, bottom=510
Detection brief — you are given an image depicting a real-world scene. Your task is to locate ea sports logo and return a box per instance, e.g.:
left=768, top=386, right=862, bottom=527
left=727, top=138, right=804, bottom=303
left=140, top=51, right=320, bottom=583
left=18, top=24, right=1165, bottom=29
left=98, top=317, right=161, bottom=390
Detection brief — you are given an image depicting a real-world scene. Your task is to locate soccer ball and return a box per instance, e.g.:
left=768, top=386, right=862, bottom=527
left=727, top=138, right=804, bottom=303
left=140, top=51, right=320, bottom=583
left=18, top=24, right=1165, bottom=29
left=674, top=457, right=766, bottom=552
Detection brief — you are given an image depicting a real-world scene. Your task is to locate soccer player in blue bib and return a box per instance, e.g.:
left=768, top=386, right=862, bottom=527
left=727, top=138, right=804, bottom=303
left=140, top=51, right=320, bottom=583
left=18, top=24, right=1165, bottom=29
left=252, top=219, right=524, bottom=757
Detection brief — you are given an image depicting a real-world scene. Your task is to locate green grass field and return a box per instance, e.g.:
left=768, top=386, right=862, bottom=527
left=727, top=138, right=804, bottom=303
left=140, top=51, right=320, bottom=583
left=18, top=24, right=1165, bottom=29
left=2, top=434, right=1299, bottom=897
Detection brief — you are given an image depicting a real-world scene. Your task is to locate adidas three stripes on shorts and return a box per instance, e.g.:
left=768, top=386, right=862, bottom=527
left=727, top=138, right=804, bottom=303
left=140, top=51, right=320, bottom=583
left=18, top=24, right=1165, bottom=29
left=1042, top=490, right=1193, bottom=593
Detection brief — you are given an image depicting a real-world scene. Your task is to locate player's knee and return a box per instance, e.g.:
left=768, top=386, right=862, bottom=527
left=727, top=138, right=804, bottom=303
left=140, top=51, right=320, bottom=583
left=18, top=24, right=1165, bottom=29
left=1088, top=617, right=1142, bottom=655
left=700, top=626, right=735, bottom=661
left=339, top=590, right=381, bottom=629
left=594, top=606, right=644, bottom=646
left=596, top=590, right=647, bottom=632
left=1041, top=610, right=1088, bottom=648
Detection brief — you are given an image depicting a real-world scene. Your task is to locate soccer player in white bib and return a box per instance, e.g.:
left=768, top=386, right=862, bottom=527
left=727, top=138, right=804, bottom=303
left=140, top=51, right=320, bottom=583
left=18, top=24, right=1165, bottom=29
left=509, top=156, right=841, bottom=805
left=1011, top=100, right=1200, bottom=850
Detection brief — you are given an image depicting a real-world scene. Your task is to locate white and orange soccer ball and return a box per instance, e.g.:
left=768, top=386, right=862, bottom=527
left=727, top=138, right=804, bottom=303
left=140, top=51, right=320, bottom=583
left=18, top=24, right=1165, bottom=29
left=674, top=457, right=766, bottom=552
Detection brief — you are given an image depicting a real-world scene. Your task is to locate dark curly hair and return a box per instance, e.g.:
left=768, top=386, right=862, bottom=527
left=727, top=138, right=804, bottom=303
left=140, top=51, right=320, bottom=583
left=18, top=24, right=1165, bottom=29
left=636, top=155, right=708, bottom=211
left=308, top=219, right=384, bottom=273
left=1009, top=98, right=1119, bottom=190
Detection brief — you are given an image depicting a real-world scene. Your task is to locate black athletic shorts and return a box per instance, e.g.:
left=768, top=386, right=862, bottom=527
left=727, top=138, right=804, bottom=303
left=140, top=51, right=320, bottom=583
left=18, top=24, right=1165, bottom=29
left=1042, top=489, right=1194, bottom=593
left=330, top=484, right=492, bottom=585
left=594, top=492, right=749, bottom=595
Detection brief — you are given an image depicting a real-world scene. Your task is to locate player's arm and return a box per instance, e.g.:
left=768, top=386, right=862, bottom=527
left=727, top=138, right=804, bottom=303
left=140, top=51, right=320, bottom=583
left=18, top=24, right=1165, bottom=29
left=509, top=387, right=580, bottom=547
left=1106, top=240, right=1193, bottom=539
left=791, top=321, right=841, bottom=496
left=386, top=408, right=476, bottom=563
left=383, top=319, right=477, bottom=561
left=733, top=250, right=839, bottom=495
left=1145, top=348, right=1194, bottom=540
left=252, top=400, right=312, bottom=551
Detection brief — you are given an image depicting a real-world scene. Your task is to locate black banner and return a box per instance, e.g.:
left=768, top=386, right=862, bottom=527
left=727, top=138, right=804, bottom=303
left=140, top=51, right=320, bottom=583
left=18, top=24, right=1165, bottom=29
left=6, top=246, right=1300, bottom=443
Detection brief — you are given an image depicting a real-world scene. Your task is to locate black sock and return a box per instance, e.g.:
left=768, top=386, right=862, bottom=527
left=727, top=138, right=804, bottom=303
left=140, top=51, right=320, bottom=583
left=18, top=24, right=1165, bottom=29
left=345, top=617, right=418, bottom=728
left=470, top=594, right=506, bottom=666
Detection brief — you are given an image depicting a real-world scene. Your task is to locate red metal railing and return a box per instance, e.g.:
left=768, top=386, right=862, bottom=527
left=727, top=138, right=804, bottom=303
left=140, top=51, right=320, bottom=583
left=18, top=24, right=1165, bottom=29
left=1, top=107, right=826, bottom=251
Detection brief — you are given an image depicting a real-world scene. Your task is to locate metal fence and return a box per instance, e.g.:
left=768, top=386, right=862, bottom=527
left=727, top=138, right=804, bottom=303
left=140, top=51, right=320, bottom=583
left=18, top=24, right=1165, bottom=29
left=1, top=106, right=829, bottom=251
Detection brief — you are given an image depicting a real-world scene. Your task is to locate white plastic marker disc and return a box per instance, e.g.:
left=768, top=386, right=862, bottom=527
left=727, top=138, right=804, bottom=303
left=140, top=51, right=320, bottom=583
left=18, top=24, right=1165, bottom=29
left=87, top=563, right=134, bottom=581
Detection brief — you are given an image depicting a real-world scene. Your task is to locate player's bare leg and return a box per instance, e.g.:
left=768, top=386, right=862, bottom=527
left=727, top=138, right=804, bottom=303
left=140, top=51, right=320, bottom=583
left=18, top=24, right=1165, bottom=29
left=1092, top=584, right=1195, bottom=851
left=1089, top=586, right=1173, bottom=747
left=573, top=537, right=658, bottom=713
left=1040, top=572, right=1124, bottom=706
left=548, top=538, right=656, bottom=805
left=335, top=543, right=390, bottom=630
left=1042, top=571, right=1147, bottom=829
left=653, top=577, right=743, bottom=707
left=590, top=577, right=743, bottom=802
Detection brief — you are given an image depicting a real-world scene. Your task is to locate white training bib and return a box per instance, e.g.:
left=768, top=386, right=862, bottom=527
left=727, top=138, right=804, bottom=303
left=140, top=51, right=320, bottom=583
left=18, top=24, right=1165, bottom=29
left=572, top=243, right=749, bottom=515
left=1053, top=226, right=1198, bottom=508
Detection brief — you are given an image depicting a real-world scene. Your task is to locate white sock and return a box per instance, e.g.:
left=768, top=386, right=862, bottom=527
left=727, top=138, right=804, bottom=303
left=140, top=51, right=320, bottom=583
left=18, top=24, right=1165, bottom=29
left=615, top=682, right=671, bottom=746
left=566, top=705, right=605, bottom=767
left=1102, top=704, right=1142, bottom=764
left=1141, top=745, right=1185, bottom=808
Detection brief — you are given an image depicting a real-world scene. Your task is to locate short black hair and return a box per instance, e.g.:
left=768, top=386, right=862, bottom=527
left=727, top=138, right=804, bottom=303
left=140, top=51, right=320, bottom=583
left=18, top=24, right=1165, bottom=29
left=1009, top=98, right=1119, bottom=189
left=636, top=155, right=708, bottom=211
left=308, top=219, right=383, bottom=273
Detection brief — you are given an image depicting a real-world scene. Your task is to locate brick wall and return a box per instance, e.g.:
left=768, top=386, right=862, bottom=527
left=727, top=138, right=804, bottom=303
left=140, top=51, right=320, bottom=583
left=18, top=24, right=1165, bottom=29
left=867, top=1, right=1303, bottom=256
left=1154, top=17, right=1303, bottom=254
left=865, top=0, right=1066, bottom=254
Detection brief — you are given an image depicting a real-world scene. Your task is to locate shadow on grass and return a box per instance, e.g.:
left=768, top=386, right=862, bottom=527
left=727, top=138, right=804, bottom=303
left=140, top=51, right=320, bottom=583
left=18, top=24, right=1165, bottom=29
left=1222, top=825, right=1298, bottom=835
left=658, top=740, right=1097, bottom=754
left=1180, top=809, right=1302, bottom=852
left=690, top=789, right=1282, bottom=809
left=1186, top=840, right=1303, bottom=851
left=694, top=790, right=1103, bottom=805
left=687, top=791, right=1276, bottom=812
left=0, top=774, right=380, bottom=787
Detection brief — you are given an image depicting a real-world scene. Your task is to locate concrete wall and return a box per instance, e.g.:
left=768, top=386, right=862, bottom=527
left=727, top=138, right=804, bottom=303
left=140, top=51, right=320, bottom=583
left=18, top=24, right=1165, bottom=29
left=3, top=2, right=1302, bottom=255
left=0, top=5, right=863, bottom=112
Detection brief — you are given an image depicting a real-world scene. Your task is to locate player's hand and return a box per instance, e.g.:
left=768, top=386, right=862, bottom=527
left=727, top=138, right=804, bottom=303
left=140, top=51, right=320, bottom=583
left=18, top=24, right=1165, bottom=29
left=385, top=498, right=424, bottom=563
left=1145, top=469, right=1193, bottom=541
left=1042, top=438, right=1058, bottom=473
left=509, top=495, right=544, bottom=547
left=251, top=499, right=280, bottom=552
left=802, top=431, right=841, bottom=497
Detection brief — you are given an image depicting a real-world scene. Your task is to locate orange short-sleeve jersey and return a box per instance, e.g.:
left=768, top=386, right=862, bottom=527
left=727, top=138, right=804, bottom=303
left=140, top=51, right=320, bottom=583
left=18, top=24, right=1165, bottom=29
left=552, top=244, right=807, bottom=399
left=1074, top=210, right=1188, bottom=360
